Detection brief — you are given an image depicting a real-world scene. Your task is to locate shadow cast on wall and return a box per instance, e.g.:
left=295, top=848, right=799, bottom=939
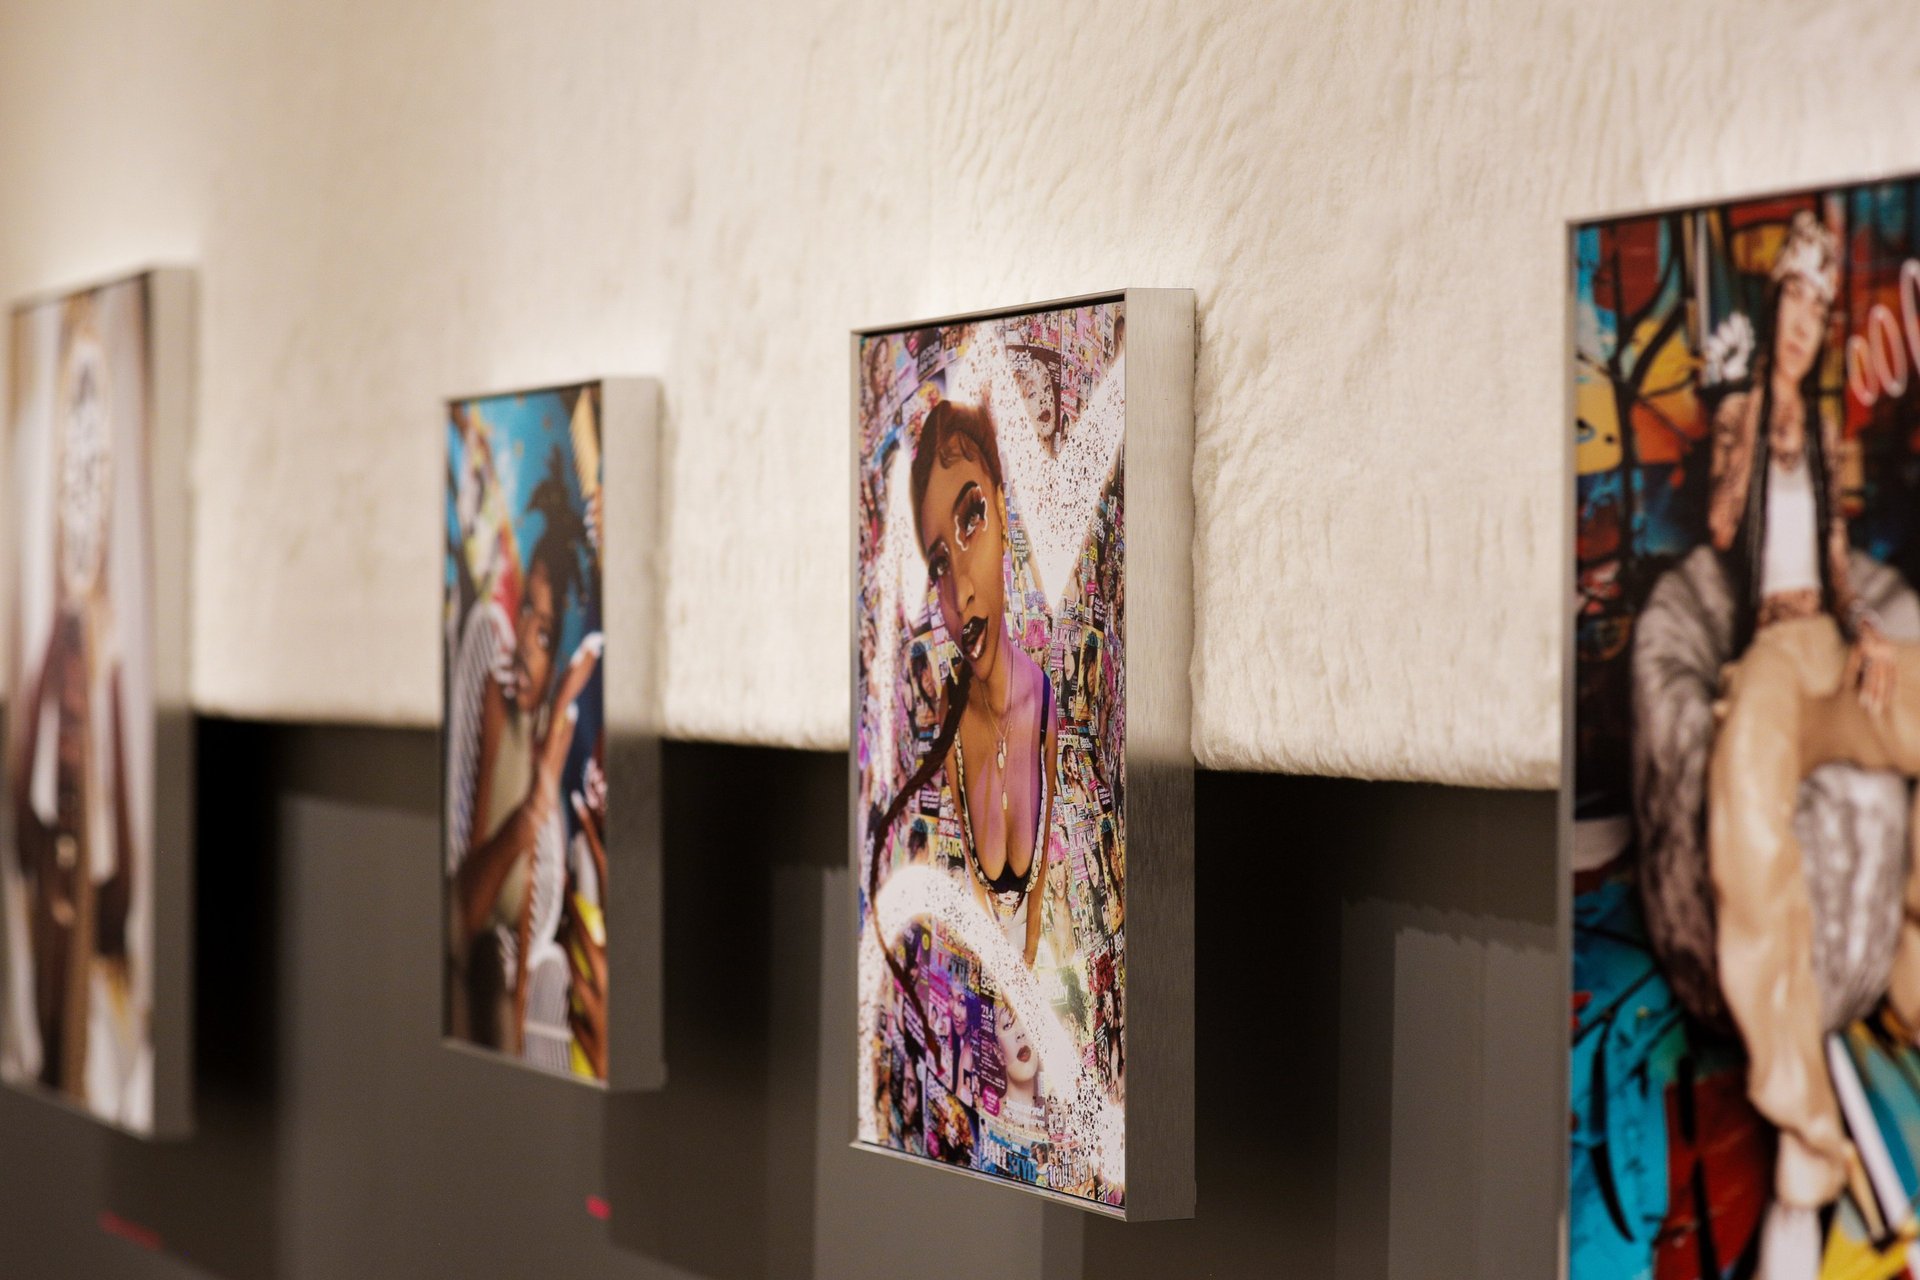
left=0, top=716, right=281, bottom=1279
left=0, top=728, right=1558, bottom=1280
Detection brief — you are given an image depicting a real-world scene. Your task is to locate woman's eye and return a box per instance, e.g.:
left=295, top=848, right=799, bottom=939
left=955, top=488, right=987, bottom=546
left=928, top=553, right=948, bottom=583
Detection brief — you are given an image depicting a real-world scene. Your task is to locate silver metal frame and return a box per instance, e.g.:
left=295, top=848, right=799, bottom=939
left=848, top=288, right=1196, bottom=1220
left=1558, top=228, right=1580, bottom=1277
left=438, top=376, right=665, bottom=1091
left=1, top=266, right=196, bottom=1139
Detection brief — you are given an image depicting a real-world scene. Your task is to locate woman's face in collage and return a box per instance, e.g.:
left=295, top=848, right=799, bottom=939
left=995, top=1000, right=1038, bottom=1088
left=917, top=440, right=1007, bottom=688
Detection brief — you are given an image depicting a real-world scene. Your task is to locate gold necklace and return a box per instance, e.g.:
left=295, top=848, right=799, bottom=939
left=983, top=678, right=1011, bottom=815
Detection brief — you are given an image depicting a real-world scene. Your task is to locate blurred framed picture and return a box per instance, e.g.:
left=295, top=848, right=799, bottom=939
left=3, top=268, right=194, bottom=1138
left=1569, top=177, right=1920, bottom=1275
left=443, top=378, right=662, bottom=1090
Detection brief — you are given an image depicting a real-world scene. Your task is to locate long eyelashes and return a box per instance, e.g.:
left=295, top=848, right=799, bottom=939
left=924, top=484, right=989, bottom=588
left=954, top=484, right=987, bottom=549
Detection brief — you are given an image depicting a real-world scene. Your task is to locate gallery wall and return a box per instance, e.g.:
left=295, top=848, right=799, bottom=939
left=0, top=727, right=1559, bottom=1279
left=4, top=0, right=1920, bottom=786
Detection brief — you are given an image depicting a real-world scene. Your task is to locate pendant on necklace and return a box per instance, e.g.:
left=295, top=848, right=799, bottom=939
left=996, top=736, right=1006, bottom=769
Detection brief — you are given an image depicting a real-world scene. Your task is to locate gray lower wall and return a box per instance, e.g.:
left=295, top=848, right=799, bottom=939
left=0, top=723, right=1560, bottom=1279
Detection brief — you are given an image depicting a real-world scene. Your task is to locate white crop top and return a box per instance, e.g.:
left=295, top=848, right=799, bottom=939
left=1762, top=457, right=1820, bottom=598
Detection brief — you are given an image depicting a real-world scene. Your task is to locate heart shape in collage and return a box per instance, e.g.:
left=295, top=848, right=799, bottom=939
left=946, top=321, right=1125, bottom=620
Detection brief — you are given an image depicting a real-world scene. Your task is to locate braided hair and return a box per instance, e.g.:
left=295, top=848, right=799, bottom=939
left=527, top=444, right=590, bottom=607
left=1726, top=280, right=1835, bottom=656
left=525, top=444, right=593, bottom=679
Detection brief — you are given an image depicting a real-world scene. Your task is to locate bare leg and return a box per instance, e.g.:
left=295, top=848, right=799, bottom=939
left=1709, top=624, right=1850, bottom=1208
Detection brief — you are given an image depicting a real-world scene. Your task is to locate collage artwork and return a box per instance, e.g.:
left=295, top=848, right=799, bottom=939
left=1574, top=180, right=1920, bottom=1278
left=444, top=385, right=609, bottom=1084
left=855, top=300, right=1129, bottom=1207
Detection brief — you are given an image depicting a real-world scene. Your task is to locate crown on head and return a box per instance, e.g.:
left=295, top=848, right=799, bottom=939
left=1771, top=209, right=1839, bottom=305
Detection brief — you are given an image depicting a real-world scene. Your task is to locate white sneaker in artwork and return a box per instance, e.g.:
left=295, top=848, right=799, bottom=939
left=1755, top=1203, right=1820, bottom=1280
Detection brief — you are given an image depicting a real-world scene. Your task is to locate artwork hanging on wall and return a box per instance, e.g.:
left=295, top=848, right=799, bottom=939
left=1569, top=177, right=1920, bottom=1278
left=3, top=269, right=195, bottom=1138
left=443, top=378, right=663, bottom=1090
left=853, top=290, right=1194, bottom=1218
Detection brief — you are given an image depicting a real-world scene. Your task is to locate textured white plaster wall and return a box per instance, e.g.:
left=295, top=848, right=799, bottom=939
left=3, top=0, right=1920, bottom=786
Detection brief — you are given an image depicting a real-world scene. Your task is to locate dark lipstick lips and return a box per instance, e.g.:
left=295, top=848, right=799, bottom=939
left=960, top=616, right=988, bottom=661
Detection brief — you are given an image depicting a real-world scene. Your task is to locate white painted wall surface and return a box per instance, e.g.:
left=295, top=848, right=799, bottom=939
left=3, top=0, right=1919, bottom=786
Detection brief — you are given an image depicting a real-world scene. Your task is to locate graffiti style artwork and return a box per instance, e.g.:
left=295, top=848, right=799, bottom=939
left=1572, top=180, right=1920, bottom=1278
left=855, top=300, right=1133, bottom=1209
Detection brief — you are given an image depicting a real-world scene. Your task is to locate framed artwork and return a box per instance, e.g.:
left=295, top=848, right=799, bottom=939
left=852, top=290, right=1194, bottom=1218
left=1569, top=177, right=1920, bottom=1277
left=442, top=378, right=663, bottom=1090
left=3, top=268, right=195, bottom=1138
